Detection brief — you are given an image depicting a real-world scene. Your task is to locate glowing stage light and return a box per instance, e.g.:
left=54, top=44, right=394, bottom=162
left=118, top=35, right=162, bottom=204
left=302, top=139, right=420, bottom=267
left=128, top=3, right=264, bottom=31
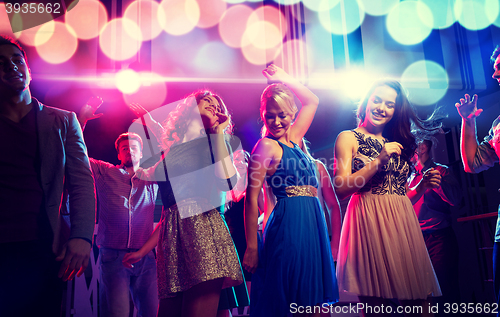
left=123, top=72, right=167, bottom=110
left=35, top=22, right=78, bottom=64
left=401, top=60, right=449, bottom=106
left=454, top=0, right=498, bottom=30
left=222, top=0, right=245, bottom=3
left=99, top=18, right=142, bottom=61
left=338, top=69, right=377, bottom=100
left=386, top=1, right=432, bottom=45
left=219, top=4, right=253, bottom=48
left=196, top=0, right=227, bottom=28
left=357, top=0, right=398, bottom=16
left=193, top=41, right=237, bottom=75
left=124, top=0, right=162, bottom=41
left=116, top=69, right=141, bottom=94
left=318, top=0, right=365, bottom=35
left=158, top=0, right=200, bottom=36
left=302, top=0, right=339, bottom=12
left=419, top=0, right=456, bottom=29
left=65, top=0, right=108, bottom=40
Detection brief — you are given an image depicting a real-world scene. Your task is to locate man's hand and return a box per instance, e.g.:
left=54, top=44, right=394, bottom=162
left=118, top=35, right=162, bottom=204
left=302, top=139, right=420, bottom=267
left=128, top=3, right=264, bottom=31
left=456, top=94, right=482, bottom=120
left=78, top=96, right=103, bottom=125
left=55, top=238, right=92, bottom=281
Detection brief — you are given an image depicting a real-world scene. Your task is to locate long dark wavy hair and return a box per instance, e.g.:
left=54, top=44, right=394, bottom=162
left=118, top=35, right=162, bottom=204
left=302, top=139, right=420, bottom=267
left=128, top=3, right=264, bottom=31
left=356, top=80, right=443, bottom=164
left=161, top=90, right=234, bottom=152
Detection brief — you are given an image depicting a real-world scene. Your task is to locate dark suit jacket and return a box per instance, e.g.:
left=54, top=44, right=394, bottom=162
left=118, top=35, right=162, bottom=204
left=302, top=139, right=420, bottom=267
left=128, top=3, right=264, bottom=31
left=34, top=99, right=95, bottom=254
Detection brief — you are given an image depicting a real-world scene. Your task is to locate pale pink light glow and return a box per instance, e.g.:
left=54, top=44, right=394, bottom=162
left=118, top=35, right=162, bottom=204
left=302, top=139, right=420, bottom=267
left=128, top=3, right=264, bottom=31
left=35, top=22, right=78, bottom=64
left=65, top=0, right=108, bottom=40
left=115, top=69, right=141, bottom=94
left=17, top=18, right=55, bottom=46
left=218, top=4, right=253, bottom=48
left=99, top=18, right=142, bottom=61
left=123, top=72, right=167, bottom=111
left=196, top=0, right=227, bottom=28
left=124, top=0, right=162, bottom=41
left=158, top=0, right=200, bottom=36
left=241, top=42, right=281, bottom=65
left=247, top=6, right=287, bottom=43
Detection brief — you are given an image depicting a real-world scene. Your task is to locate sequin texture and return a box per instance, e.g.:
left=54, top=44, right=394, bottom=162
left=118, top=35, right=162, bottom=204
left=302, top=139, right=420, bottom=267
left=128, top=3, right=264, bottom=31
left=285, top=185, right=318, bottom=198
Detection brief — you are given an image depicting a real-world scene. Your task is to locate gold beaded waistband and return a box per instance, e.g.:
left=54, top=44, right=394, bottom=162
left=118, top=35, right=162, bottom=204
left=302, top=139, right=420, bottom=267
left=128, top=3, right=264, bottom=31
left=285, top=185, right=318, bottom=198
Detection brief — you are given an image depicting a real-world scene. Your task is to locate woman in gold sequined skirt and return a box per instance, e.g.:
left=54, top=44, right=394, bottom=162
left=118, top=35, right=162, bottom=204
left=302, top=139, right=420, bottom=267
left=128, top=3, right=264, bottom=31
left=123, top=90, right=243, bottom=317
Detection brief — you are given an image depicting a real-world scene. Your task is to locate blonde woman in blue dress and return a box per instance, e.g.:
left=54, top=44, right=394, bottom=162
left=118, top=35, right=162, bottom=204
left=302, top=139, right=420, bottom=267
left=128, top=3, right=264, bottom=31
left=243, top=64, right=338, bottom=317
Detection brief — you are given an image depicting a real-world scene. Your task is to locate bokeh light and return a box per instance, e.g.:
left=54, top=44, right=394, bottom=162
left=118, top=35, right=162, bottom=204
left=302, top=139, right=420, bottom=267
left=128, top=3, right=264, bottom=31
left=219, top=4, right=253, bottom=48
left=99, top=18, right=142, bottom=61
left=196, top=0, right=227, bottom=28
left=116, top=69, right=141, bottom=94
left=65, top=0, right=108, bottom=40
left=123, top=72, right=167, bottom=110
left=158, top=0, right=200, bottom=36
left=318, top=0, right=365, bottom=35
left=193, top=41, right=237, bottom=75
left=454, top=0, right=499, bottom=30
left=401, top=60, right=449, bottom=106
left=17, top=18, right=55, bottom=46
left=35, top=22, right=78, bottom=64
left=245, top=21, right=282, bottom=49
left=124, top=0, right=162, bottom=41
left=274, top=39, right=307, bottom=71
left=241, top=41, right=281, bottom=65
left=248, top=6, right=287, bottom=41
left=357, top=0, right=398, bottom=16
left=419, top=0, right=456, bottom=29
left=0, top=4, right=16, bottom=37
left=386, top=1, right=433, bottom=45
left=274, top=0, right=301, bottom=5
left=302, top=0, right=339, bottom=12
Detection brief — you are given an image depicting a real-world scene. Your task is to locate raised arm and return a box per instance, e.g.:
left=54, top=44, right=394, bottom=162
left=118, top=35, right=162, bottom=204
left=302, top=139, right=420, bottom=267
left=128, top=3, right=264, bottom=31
left=316, top=161, right=341, bottom=260
left=262, top=64, right=319, bottom=144
left=456, top=94, right=482, bottom=173
left=77, top=96, right=103, bottom=131
left=243, top=138, right=276, bottom=274
left=128, top=103, right=165, bottom=144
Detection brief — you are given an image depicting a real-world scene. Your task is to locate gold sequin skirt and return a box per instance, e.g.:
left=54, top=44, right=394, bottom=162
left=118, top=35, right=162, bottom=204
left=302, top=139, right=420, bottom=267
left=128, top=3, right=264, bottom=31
left=157, top=198, right=243, bottom=299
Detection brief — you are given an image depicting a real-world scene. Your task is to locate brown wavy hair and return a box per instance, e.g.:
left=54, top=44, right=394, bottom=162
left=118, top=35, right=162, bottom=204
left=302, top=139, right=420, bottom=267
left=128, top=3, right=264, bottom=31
left=161, top=90, right=233, bottom=152
left=356, top=80, right=443, bottom=164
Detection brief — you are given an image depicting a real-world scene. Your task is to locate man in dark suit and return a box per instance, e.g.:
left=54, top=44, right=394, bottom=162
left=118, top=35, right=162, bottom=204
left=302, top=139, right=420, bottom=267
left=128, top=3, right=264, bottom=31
left=0, top=35, right=95, bottom=317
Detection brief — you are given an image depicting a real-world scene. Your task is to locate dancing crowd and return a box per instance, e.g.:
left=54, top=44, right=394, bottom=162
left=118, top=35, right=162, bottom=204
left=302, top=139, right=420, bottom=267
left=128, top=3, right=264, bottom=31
left=1, top=34, right=500, bottom=317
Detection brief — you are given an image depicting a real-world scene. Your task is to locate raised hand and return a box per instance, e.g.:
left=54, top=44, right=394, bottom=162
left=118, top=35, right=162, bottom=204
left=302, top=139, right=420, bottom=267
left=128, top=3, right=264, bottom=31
left=128, top=103, right=148, bottom=118
left=78, top=96, right=103, bottom=124
left=376, top=142, right=403, bottom=168
left=456, top=94, right=482, bottom=120
left=262, top=64, right=293, bottom=82
left=211, top=112, right=230, bottom=134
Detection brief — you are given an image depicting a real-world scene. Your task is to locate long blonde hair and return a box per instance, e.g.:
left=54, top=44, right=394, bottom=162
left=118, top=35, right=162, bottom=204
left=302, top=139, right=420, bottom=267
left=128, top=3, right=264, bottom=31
left=259, top=83, right=298, bottom=137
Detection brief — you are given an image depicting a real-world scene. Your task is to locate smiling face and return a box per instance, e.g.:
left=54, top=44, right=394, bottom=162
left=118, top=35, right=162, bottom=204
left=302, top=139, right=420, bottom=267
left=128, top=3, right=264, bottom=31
left=195, top=94, right=222, bottom=129
left=363, top=85, right=397, bottom=129
left=0, top=44, right=31, bottom=95
left=262, top=99, right=294, bottom=139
